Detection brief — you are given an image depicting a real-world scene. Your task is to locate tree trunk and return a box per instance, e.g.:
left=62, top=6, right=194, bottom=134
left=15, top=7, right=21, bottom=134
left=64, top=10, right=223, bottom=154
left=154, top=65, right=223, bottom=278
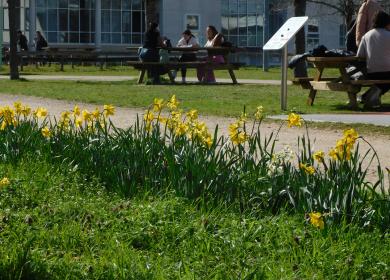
left=145, top=0, right=159, bottom=25
left=8, top=0, right=19, bottom=80
left=293, top=0, right=308, bottom=77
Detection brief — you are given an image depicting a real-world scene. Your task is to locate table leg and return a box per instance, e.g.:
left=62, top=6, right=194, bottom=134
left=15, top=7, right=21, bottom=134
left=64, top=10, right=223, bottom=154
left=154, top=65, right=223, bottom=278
left=138, top=69, right=145, bottom=84
left=228, top=69, right=238, bottom=84
left=167, top=70, right=176, bottom=84
left=307, top=67, right=323, bottom=106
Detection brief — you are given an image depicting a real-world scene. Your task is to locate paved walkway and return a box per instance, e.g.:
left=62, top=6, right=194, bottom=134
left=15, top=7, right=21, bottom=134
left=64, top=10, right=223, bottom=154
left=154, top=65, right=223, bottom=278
left=270, top=113, right=390, bottom=127
left=0, top=74, right=290, bottom=85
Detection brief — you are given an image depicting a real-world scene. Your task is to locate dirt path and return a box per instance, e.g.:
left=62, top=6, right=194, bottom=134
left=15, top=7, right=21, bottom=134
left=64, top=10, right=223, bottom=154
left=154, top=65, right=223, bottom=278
left=1, top=94, right=389, bottom=184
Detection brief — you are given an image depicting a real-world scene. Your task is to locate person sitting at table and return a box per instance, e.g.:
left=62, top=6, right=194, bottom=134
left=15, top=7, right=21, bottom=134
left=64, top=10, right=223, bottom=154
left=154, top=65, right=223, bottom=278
left=35, top=31, right=48, bottom=51
left=177, top=29, right=200, bottom=83
left=139, top=22, right=166, bottom=84
left=357, top=11, right=390, bottom=108
left=356, top=0, right=384, bottom=47
left=17, top=30, right=29, bottom=51
left=197, top=25, right=224, bottom=83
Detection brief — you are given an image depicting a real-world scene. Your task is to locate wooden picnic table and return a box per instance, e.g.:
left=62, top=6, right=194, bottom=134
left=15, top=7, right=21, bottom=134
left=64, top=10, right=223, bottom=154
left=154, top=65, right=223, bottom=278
left=127, top=46, right=244, bottom=84
left=307, top=56, right=365, bottom=108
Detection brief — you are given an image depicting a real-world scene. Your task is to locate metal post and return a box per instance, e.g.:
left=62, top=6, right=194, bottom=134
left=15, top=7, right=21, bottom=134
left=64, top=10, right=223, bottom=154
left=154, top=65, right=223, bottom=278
left=262, top=0, right=269, bottom=71
left=29, top=0, right=36, bottom=49
left=281, top=45, right=288, bottom=110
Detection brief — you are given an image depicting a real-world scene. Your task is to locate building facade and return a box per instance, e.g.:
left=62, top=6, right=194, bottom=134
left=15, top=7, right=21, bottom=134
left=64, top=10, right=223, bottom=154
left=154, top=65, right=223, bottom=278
left=3, top=0, right=388, bottom=65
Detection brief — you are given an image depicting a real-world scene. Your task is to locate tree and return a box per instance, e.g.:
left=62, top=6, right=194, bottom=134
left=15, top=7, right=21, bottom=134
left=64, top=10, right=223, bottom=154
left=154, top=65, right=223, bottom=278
left=145, top=0, right=159, bottom=25
left=307, top=0, right=360, bottom=27
left=7, top=0, right=19, bottom=80
left=293, top=0, right=308, bottom=77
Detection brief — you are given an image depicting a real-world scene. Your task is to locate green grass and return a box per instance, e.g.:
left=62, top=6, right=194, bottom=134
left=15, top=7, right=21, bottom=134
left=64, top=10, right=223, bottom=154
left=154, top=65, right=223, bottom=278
left=1, top=159, right=389, bottom=279
left=0, top=64, right=340, bottom=80
left=1, top=79, right=389, bottom=118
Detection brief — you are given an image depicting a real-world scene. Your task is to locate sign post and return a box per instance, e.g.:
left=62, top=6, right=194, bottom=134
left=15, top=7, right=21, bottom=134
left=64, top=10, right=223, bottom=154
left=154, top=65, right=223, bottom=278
left=263, top=16, right=308, bottom=110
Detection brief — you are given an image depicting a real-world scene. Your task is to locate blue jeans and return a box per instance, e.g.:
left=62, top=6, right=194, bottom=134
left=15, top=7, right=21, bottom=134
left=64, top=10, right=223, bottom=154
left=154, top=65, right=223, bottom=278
left=139, top=48, right=160, bottom=83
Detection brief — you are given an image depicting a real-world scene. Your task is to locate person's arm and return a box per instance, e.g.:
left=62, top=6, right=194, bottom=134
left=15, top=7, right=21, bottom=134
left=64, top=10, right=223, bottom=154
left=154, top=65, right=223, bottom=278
left=210, top=33, right=223, bottom=47
left=356, top=3, right=368, bottom=47
left=177, top=38, right=185, bottom=47
left=356, top=37, right=367, bottom=58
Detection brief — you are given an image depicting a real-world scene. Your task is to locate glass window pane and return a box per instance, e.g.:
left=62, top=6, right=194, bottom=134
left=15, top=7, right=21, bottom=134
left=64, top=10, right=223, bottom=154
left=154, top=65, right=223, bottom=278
left=47, top=32, right=58, bottom=43
left=239, top=1, right=246, bottom=14
left=37, top=0, right=46, bottom=7
left=69, top=9, right=79, bottom=31
left=112, top=0, right=121, bottom=9
left=122, top=0, right=131, bottom=10
left=80, top=9, right=90, bottom=31
left=59, top=0, right=68, bottom=8
left=80, top=32, right=90, bottom=43
left=59, top=9, right=68, bottom=31
left=112, top=11, right=121, bottom=32
left=37, top=8, right=47, bottom=31
left=132, top=11, right=141, bottom=32
left=102, top=33, right=110, bottom=43
left=48, top=0, right=58, bottom=8
left=69, top=0, right=80, bottom=9
left=112, top=33, right=121, bottom=43
left=59, top=31, right=68, bottom=42
left=69, top=32, right=79, bottom=43
left=132, top=34, right=141, bottom=44
left=101, top=10, right=110, bottom=32
left=102, top=0, right=110, bottom=9
left=122, top=33, right=131, bottom=44
left=122, top=11, right=131, bottom=32
left=132, top=0, right=142, bottom=10
left=48, top=9, right=57, bottom=31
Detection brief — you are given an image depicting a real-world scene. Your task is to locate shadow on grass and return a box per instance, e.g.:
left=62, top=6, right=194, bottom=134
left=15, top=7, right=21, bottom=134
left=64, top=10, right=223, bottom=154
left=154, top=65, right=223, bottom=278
left=332, top=103, right=390, bottom=113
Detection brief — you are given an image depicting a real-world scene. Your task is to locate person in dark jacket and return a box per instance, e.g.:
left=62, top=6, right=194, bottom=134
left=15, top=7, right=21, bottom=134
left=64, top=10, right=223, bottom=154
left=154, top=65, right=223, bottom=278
left=17, top=30, right=28, bottom=51
left=35, top=31, right=48, bottom=51
left=139, top=22, right=166, bottom=84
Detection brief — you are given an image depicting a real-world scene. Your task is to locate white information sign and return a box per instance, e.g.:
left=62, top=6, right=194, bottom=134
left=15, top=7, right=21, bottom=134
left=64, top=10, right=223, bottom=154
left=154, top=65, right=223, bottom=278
left=263, top=16, right=308, bottom=50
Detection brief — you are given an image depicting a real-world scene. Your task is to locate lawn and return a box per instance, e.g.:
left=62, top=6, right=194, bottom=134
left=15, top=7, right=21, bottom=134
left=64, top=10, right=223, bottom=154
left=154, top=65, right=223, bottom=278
left=1, top=79, right=389, bottom=118
left=1, top=159, right=389, bottom=279
left=0, top=64, right=341, bottom=80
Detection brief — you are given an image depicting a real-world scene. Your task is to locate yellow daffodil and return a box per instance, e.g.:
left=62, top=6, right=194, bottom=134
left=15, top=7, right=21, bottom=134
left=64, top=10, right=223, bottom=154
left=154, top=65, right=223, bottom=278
left=14, top=102, right=22, bottom=114
left=82, top=109, right=92, bottom=122
left=153, top=98, right=164, bottom=112
left=254, top=106, right=263, bottom=120
left=0, top=177, right=10, bottom=187
left=299, top=163, right=315, bottom=175
left=203, top=136, right=213, bottom=148
left=144, top=111, right=154, bottom=122
left=104, top=104, right=115, bottom=117
left=92, top=108, right=100, bottom=119
left=0, top=121, right=7, bottom=131
left=187, top=109, right=198, bottom=121
left=343, top=128, right=359, bottom=146
left=41, top=126, right=51, bottom=138
left=167, top=95, right=179, bottom=110
left=309, top=212, right=324, bottom=229
left=21, top=105, right=31, bottom=117
left=313, top=150, right=325, bottom=162
left=75, top=117, right=83, bottom=128
left=175, top=122, right=189, bottom=136
left=73, top=105, right=81, bottom=116
left=287, top=113, right=302, bottom=128
left=34, top=107, right=48, bottom=118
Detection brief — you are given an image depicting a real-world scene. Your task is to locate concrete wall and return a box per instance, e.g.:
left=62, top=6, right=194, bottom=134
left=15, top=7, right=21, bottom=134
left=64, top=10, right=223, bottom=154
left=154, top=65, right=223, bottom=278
left=160, top=0, right=221, bottom=46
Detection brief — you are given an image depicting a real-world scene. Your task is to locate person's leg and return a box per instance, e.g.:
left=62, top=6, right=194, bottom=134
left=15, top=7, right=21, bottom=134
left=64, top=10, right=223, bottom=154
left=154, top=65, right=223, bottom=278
left=204, top=55, right=225, bottom=83
left=367, top=72, right=390, bottom=94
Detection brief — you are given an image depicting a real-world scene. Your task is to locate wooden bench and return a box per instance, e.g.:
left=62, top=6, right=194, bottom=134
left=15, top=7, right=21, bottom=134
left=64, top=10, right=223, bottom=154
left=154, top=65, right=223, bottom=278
left=298, top=56, right=390, bottom=109
left=128, top=61, right=245, bottom=84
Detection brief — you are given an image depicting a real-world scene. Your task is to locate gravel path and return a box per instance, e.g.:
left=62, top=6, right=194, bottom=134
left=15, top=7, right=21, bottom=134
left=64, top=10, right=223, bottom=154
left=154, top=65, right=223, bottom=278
left=1, top=94, right=389, bottom=184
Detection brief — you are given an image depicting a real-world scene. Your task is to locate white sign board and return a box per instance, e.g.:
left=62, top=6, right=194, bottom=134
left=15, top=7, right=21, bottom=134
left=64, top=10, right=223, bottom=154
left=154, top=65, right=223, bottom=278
left=263, top=16, right=308, bottom=50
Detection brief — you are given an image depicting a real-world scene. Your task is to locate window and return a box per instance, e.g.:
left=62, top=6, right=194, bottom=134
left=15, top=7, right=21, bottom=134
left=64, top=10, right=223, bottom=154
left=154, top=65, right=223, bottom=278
left=221, top=0, right=266, bottom=47
left=35, top=0, right=95, bottom=44
left=306, top=19, right=319, bottom=50
left=101, top=0, right=145, bottom=45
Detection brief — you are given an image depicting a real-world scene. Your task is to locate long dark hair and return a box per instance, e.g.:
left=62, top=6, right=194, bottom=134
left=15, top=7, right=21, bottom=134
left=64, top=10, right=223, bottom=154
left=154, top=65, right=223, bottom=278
left=373, top=11, right=390, bottom=29
left=207, top=25, right=219, bottom=39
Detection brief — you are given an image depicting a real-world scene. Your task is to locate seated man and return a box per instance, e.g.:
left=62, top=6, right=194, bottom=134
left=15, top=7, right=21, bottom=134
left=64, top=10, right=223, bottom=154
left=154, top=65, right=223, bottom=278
left=357, top=11, right=390, bottom=108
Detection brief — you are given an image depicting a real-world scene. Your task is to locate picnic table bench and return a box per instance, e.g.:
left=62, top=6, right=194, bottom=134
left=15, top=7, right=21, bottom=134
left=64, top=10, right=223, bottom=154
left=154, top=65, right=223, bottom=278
left=128, top=47, right=245, bottom=84
left=295, top=56, right=390, bottom=109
